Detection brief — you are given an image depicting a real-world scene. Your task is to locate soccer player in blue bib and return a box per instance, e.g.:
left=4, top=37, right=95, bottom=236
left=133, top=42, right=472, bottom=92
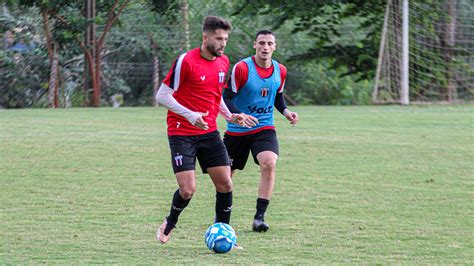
left=223, top=30, right=299, bottom=232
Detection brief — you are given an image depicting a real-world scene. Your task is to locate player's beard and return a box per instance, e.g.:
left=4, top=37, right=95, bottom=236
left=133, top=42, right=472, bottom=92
left=207, top=43, right=223, bottom=57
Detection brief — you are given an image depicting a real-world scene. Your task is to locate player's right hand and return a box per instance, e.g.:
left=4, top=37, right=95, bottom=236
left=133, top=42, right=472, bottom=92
left=194, top=111, right=209, bottom=130
left=231, top=113, right=258, bottom=128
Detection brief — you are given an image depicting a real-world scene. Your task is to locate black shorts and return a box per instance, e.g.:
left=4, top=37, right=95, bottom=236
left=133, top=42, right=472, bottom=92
left=168, top=130, right=230, bottom=174
left=223, top=129, right=279, bottom=171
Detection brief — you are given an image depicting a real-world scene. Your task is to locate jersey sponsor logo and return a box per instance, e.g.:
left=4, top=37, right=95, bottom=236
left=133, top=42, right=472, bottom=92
left=248, top=105, right=273, bottom=114
left=218, top=70, right=225, bottom=83
left=261, top=87, right=269, bottom=97
left=200, top=75, right=206, bottom=81
left=174, top=153, right=183, bottom=166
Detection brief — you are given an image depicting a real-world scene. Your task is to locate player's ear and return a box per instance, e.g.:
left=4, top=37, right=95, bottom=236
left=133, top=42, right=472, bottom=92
left=253, top=41, right=256, bottom=49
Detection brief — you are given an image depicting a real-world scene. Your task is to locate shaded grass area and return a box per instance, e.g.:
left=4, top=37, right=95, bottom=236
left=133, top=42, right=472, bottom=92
left=1, top=106, right=473, bottom=264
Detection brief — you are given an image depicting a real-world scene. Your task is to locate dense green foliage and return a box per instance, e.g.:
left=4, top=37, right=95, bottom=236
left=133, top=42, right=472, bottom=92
left=2, top=0, right=470, bottom=108
left=1, top=0, right=383, bottom=108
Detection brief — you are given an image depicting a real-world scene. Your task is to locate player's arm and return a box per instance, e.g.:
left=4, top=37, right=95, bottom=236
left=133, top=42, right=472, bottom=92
left=222, top=62, right=245, bottom=114
left=221, top=62, right=258, bottom=127
left=156, top=55, right=209, bottom=130
left=219, top=97, right=257, bottom=128
left=222, top=88, right=241, bottom=113
left=156, top=83, right=209, bottom=130
left=275, top=64, right=298, bottom=126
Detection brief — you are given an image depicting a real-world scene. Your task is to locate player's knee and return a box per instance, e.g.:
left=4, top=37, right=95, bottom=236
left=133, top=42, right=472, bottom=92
left=217, top=179, right=233, bottom=193
left=260, top=159, right=276, bottom=172
left=180, top=187, right=195, bottom=199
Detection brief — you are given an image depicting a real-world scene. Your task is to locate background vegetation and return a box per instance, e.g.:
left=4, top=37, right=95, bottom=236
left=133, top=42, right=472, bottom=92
left=1, top=0, right=472, bottom=108
left=0, top=0, right=422, bottom=107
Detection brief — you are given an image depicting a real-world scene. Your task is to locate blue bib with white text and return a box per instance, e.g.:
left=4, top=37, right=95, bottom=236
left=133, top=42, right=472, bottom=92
left=227, top=57, right=281, bottom=133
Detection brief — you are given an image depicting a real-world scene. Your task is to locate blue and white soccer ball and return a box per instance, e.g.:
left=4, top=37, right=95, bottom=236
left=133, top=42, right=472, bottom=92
left=204, top=222, right=237, bottom=253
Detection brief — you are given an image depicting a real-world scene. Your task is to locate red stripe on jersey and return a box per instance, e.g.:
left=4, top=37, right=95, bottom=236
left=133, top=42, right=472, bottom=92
left=225, top=125, right=275, bottom=136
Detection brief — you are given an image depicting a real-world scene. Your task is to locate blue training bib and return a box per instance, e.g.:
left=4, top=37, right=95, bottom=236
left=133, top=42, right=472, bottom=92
left=227, top=57, right=281, bottom=133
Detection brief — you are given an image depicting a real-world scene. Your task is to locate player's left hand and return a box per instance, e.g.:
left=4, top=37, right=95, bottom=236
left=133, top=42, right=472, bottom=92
left=229, top=113, right=259, bottom=128
left=283, top=109, right=299, bottom=126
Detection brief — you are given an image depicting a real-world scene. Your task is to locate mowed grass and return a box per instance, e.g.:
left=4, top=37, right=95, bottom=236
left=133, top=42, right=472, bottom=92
left=1, top=105, right=473, bottom=264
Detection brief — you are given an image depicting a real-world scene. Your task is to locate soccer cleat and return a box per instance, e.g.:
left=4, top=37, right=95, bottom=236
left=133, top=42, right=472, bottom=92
left=233, top=243, right=244, bottom=250
left=157, top=218, right=175, bottom=244
left=252, top=219, right=269, bottom=232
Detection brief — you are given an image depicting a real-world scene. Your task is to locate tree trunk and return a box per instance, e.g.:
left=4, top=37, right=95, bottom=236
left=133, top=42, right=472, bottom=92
left=93, top=45, right=101, bottom=107
left=444, top=0, right=457, bottom=102
left=87, top=0, right=131, bottom=107
left=152, top=55, right=160, bottom=106
left=181, top=0, right=190, bottom=51
left=149, top=33, right=160, bottom=106
left=42, top=9, right=59, bottom=108
left=84, top=0, right=96, bottom=106
left=48, top=44, right=59, bottom=108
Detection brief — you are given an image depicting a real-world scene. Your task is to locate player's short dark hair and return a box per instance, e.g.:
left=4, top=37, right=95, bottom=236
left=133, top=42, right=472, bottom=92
left=255, top=30, right=275, bottom=40
left=202, top=16, right=232, bottom=33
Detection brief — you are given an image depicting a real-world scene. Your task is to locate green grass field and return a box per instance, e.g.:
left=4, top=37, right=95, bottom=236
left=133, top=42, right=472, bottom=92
left=1, top=105, right=473, bottom=264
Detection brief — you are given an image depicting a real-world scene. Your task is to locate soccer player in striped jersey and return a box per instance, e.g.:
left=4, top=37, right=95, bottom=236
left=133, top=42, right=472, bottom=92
left=155, top=16, right=257, bottom=244
left=223, top=30, right=299, bottom=232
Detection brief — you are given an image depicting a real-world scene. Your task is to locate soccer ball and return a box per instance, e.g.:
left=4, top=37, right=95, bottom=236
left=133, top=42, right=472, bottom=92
left=204, top=222, right=237, bottom=253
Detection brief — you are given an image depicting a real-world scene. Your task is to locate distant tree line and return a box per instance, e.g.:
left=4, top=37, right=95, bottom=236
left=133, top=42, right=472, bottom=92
left=0, top=0, right=404, bottom=108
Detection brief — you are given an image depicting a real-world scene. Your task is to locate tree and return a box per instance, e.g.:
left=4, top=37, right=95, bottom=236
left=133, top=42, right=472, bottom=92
left=80, top=0, right=131, bottom=107
left=232, top=0, right=385, bottom=80
left=12, top=0, right=73, bottom=108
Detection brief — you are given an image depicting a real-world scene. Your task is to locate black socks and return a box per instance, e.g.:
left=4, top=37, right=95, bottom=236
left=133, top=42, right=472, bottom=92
left=215, top=191, right=233, bottom=224
left=167, top=189, right=191, bottom=227
left=254, top=198, right=269, bottom=221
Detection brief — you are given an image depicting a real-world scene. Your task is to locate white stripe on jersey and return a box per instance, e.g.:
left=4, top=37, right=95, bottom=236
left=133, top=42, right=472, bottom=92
left=230, top=63, right=238, bottom=93
left=173, top=53, right=187, bottom=91
left=278, top=80, right=285, bottom=93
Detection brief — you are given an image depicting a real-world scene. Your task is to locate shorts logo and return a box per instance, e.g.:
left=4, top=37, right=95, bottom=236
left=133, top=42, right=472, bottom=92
left=176, top=122, right=181, bottom=128
left=261, top=88, right=269, bottom=97
left=218, top=70, right=225, bottom=83
left=200, top=75, right=206, bottom=81
left=223, top=206, right=232, bottom=212
left=174, top=153, right=183, bottom=166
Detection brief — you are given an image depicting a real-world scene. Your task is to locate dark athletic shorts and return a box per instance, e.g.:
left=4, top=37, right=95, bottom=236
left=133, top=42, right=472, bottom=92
left=223, top=129, right=279, bottom=171
left=168, top=130, right=230, bottom=174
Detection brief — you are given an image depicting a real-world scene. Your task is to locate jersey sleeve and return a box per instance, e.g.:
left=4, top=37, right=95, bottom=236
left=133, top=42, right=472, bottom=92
left=277, top=64, right=287, bottom=93
left=162, top=53, right=188, bottom=91
left=229, top=61, right=249, bottom=93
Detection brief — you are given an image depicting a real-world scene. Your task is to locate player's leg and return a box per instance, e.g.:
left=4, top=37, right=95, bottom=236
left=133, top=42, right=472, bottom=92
left=208, top=166, right=233, bottom=224
left=256, top=151, right=278, bottom=200
left=158, top=170, right=196, bottom=243
left=198, top=131, right=234, bottom=224
left=223, top=133, right=252, bottom=178
left=250, top=129, right=279, bottom=232
left=158, top=135, right=198, bottom=243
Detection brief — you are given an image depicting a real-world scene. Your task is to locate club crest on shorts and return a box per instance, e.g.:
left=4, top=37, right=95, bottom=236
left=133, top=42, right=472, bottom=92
left=174, top=153, right=183, bottom=166
left=260, top=87, right=269, bottom=97
left=218, top=70, right=225, bottom=83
